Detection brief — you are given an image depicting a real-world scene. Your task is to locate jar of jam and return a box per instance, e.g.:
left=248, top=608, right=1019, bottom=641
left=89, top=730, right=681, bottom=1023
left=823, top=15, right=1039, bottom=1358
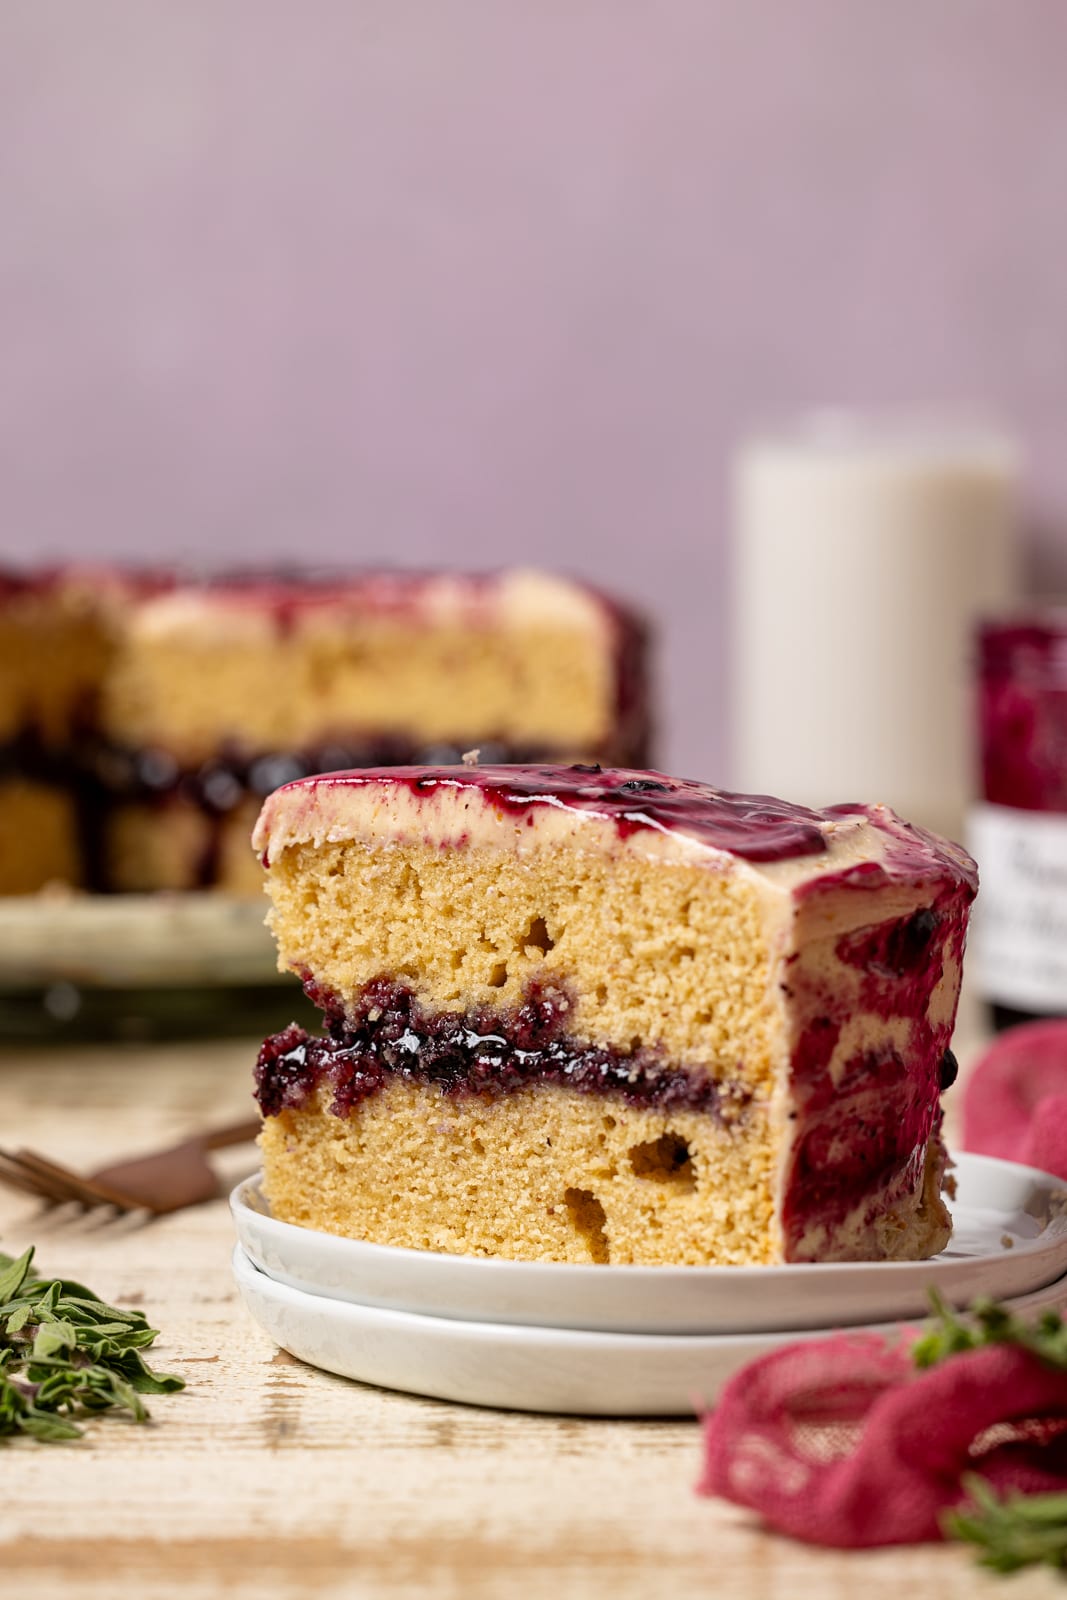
left=970, top=614, right=1067, bottom=1027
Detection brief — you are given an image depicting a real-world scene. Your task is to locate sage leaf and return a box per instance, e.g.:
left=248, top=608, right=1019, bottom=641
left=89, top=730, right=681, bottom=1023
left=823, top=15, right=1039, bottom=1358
left=0, top=1245, right=184, bottom=1444
left=0, top=1248, right=34, bottom=1305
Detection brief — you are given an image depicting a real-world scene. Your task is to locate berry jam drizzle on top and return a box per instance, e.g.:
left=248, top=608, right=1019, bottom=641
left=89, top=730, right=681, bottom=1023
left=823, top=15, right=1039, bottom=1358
left=270, top=764, right=978, bottom=881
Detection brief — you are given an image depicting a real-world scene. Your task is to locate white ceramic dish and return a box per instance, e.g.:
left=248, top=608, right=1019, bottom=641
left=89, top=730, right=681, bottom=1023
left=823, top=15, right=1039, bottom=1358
left=0, top=892, right=280, bottom=988
left=231, top=1152, right=1067, bottom=1336
left=232, top=1242, right=1067, bottom=1416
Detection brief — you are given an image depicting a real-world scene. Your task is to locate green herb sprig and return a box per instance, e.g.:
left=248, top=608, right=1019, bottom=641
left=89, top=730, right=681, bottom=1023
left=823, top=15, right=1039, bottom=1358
left=945, top=1477, right=1067, bottom=1574
left=912, top=1289, right=1067, bottom=1373
left=911, top=1292, right=1067, bottom=1574
left=0, top=1246, right=184, bottom=1442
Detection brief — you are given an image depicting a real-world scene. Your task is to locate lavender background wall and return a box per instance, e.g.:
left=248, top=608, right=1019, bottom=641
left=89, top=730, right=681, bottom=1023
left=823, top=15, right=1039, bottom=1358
left=4, top=1, right=1067, bottom=778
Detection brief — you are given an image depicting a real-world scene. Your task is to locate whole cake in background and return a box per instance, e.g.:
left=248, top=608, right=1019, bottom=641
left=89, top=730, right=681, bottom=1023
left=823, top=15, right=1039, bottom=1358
left=252, top=763, right=976, bottom=1267
left=0, top=568, right=649, bottom=895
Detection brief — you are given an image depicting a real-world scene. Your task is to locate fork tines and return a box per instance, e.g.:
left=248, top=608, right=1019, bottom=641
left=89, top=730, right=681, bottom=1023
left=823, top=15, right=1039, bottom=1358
left=0, top=1148, right=136, bottom=1211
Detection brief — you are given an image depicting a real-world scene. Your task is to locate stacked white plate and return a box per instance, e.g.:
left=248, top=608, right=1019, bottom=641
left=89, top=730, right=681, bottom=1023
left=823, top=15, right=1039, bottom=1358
left=231, top=1152, right=1067, bottom=1416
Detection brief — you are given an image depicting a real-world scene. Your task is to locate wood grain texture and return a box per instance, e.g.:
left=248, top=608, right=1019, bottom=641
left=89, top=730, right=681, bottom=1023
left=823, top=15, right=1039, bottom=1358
left=0, top=1029, right=1051, bottom=1600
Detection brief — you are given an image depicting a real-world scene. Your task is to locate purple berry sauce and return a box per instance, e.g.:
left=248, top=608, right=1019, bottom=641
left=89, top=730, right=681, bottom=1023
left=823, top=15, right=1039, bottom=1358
left=272, top=765, right=837, bottom=866
left=778, top=891, right=969, bottom=1259
left=254, top=977, right=742, bottom=1121
left=267, top=766, right=980, bottom=886
left=836, top=907, right=941, bottom=983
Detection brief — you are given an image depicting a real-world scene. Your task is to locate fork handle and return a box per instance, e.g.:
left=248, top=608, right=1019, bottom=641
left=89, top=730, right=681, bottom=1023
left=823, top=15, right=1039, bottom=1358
left=201, top=1118, right=262, bottom=1152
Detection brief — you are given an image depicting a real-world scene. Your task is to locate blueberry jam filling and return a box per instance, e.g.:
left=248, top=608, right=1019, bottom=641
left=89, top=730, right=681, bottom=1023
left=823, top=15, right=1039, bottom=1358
left=254, top=977, right=740, bottom=1121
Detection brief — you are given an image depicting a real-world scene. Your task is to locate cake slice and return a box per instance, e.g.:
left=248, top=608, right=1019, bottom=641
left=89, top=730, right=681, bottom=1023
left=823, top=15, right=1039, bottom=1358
left=252, top=765, right=976, bottom=1266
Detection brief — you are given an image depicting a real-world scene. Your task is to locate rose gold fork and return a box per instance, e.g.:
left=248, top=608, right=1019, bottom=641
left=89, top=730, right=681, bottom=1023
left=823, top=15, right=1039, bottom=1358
left=0, top=1118, right=261, bottom=1215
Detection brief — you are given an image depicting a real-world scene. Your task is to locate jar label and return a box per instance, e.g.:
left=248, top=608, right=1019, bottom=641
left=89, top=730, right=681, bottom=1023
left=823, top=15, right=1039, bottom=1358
left=968, top=803, right=1067, bottom=1010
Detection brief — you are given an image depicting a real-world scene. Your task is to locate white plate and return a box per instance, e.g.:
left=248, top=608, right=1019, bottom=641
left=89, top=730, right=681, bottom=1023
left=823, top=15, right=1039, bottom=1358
left=0, top=892, right=280, bottom=988
left=232, top=1243, right=1067, bottom=1416
left=230, top=1152, right=1067, bottom=1336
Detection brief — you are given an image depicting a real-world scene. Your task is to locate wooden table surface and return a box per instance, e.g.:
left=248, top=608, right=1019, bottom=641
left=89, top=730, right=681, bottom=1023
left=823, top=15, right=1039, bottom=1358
left=0, top=1029, right=1056, bottom=1600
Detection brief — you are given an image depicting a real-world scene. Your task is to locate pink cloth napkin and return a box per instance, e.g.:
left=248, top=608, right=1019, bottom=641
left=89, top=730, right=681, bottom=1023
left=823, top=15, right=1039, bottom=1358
left=699, top=1022, right=1067, bottom=1547
left=699, top=1332, right=1067, bottom=1547
left=961, top=1019, right=1067, bottom=1180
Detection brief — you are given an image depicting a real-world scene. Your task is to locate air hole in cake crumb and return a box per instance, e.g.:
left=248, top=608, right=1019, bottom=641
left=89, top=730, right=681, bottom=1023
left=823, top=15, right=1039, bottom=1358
left=628, top=1134, right=696, bottom=1191
left=602, top=1115, right=616, bottom=1130
left=595, top=983, right=608, bottom=1005
left=694, top=1009, right=712, bottom=1027
left=677, top=945, right=696, bottom=961
left=399, top=865, right=423, bottom=902
left=563, top=1188, right=610, bottom=1264
left=488, top=961, right=508, bottom=988
left=522, top=916, right=555, bottom=955
left=471, top=1137, right=486, bottom=1157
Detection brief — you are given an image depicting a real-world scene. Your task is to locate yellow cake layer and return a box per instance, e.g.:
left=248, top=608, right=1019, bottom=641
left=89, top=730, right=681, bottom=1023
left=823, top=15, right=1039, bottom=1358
left=100, top=572, right=627, bottom=763
left=107, top=799, right=263, bottom=894
left=261, top=1079, right=775, bottom=1266
left=0, top=585, right=111, bottom=747
left=101, top=615, right=614, bottom=763
left=0, top=781, right=81, bottom=893
left=0, top=569, right=629, bottom=761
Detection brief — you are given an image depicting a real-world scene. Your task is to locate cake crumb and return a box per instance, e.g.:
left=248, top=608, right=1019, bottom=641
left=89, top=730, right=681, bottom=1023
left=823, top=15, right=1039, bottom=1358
left=1000, top=1232, right=1015, bottom=1249
left=462, top=748, right=481, bottom=766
